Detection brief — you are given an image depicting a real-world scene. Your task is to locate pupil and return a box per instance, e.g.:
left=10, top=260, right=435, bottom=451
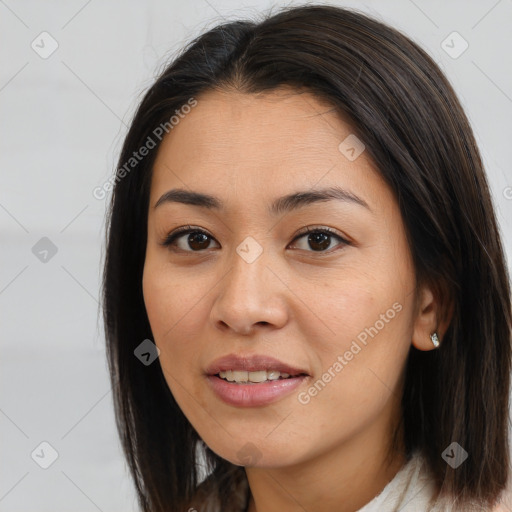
left=309, top=232, right=330, bottom=251
left=189, top=233, right=209, bottom=250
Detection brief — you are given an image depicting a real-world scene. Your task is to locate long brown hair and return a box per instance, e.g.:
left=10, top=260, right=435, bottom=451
left=101, top=4, right=512, bottom=510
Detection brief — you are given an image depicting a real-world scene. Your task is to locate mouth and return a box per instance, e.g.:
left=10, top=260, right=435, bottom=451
left=205, top=353, right=310, bottom=380
left=205, top=353, right=310, bottom=407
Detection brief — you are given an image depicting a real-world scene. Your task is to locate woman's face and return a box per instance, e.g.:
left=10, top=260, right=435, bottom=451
left=142, top=87, right=424, bottom=468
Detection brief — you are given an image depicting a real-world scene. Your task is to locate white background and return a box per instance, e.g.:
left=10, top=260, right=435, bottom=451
left=1, top=0, right=511, bottom=510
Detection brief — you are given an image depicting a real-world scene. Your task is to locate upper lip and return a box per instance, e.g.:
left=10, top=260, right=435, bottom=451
left=205, top=353, right=309, bottom=376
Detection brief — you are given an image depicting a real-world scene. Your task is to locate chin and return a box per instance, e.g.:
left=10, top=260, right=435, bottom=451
left=204, top=439, right=300, bottom=469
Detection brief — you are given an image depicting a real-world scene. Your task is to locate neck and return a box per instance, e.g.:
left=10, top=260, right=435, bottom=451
left=244, top=417, right=406, bottom=512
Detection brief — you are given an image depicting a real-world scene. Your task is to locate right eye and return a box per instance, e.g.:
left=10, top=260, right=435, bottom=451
left=160, top=226, right=220, bottom=253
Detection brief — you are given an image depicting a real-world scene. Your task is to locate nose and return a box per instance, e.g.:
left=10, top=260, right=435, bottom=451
left=210, top=245, right=289, bottom=336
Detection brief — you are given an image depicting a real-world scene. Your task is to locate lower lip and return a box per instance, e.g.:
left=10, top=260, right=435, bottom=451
left=206, top=375, right=308, bottom=407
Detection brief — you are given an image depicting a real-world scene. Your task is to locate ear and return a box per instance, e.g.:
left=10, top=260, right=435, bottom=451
left=411, top=281, right=452, bottom=351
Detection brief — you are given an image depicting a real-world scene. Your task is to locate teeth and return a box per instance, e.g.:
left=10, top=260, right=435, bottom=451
left=218, top=370, right=296, bottom=383
left=233, top=370, right=248, bottom=382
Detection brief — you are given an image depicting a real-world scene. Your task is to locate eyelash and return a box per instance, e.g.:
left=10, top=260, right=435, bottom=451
left=159, top=225, right=350, bottom=255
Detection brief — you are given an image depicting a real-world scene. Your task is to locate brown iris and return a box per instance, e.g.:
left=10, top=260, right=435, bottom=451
left=307, top=232, right=331, bottom=251
left=187, top=232, right=210, bottom=251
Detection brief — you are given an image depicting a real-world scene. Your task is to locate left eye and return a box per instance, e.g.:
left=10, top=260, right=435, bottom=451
left=161, top=226, right=349, bottom=253
left=290, top=227, right=348, bottom=252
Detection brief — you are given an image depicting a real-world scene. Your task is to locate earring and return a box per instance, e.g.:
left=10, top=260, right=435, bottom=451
left=430, top=332, right=440, bottom=348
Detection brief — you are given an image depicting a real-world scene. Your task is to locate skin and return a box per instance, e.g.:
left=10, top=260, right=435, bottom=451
left=142, top=87, right=445, bottom=512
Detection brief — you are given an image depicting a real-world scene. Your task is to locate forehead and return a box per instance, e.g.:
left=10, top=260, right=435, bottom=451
left=157, top=87, right=351, bottom=155
left=150, top=87, right=389, bottom=214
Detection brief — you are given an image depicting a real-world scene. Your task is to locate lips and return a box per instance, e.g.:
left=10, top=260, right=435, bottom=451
left=205, top=353, right=309, bottom=377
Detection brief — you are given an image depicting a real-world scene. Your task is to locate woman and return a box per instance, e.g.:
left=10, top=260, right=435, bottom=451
left=101, top=4, right=511, bottom=511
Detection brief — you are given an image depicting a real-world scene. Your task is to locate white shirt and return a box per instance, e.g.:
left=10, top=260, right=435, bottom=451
left=357, top=451, right=443, bottom=511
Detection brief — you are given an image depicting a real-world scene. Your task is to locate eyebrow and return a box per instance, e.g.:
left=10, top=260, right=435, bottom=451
left=153, top=186, right=371, bottom=215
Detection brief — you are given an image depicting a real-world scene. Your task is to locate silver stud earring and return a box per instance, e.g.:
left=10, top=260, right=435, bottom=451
left=430, top=332, right=440, bottom=348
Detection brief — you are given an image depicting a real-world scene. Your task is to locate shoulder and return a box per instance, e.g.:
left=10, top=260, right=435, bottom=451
left=356, top=451, right=489, bottom=512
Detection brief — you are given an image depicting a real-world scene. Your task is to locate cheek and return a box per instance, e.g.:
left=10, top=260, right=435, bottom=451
left=304, top=260, right=414, bottom=407
left=142, top=263, right=193, bottom=372
left=297, top=299, right=411, bottom=451
left=142, top=258, right=204, bottom=340
left=142, top=263, right=172, bottom=340
left=142, top=261, right=211, bottom=400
